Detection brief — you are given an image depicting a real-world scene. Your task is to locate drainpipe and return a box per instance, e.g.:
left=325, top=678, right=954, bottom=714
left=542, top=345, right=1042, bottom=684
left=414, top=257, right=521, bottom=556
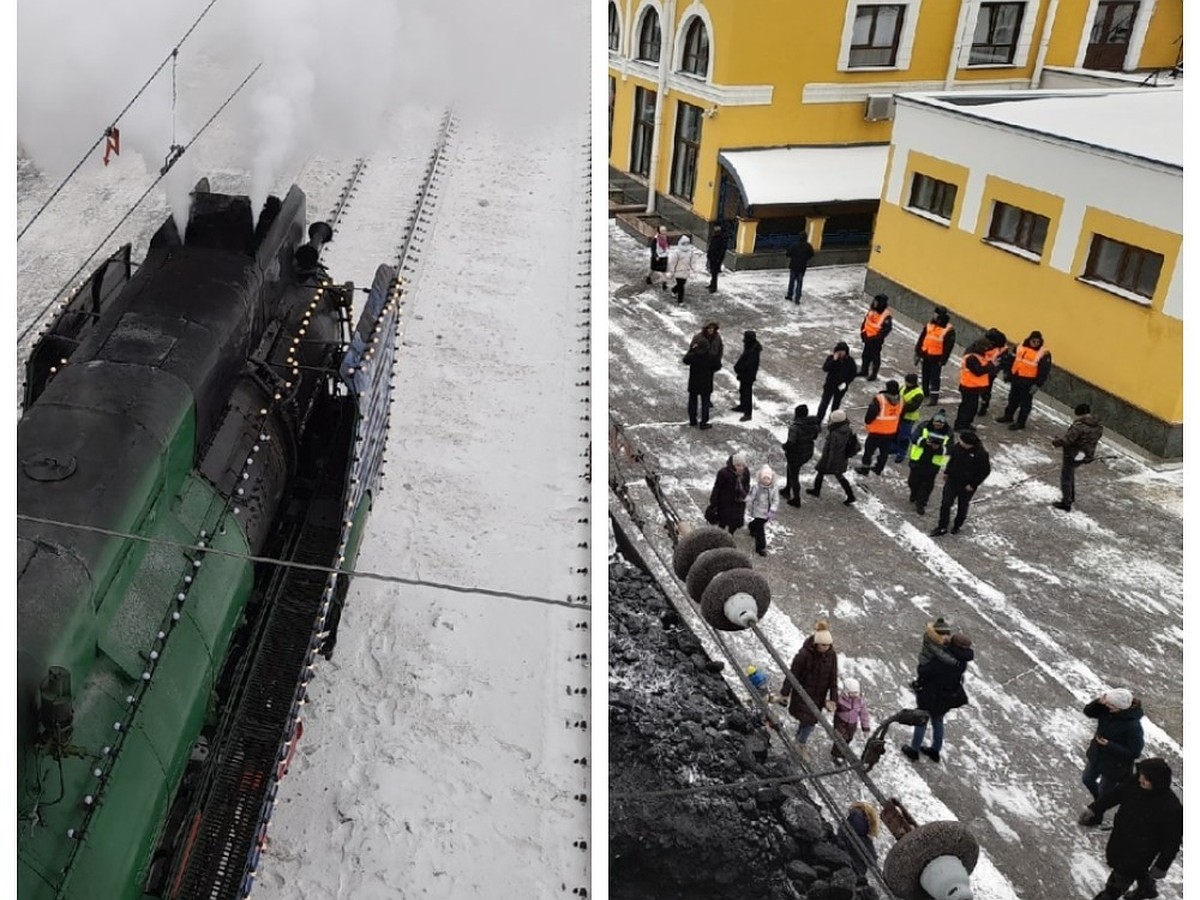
left=944, top=0, right=972, bottom=91
left=646, top=0, right=676, bottom=215
left=1031, top=0, right=1062, bottom=88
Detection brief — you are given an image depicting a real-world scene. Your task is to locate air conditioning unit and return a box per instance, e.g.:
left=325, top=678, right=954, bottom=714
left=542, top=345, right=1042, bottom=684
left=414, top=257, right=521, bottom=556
left=864, top=94, right=896, bottom=122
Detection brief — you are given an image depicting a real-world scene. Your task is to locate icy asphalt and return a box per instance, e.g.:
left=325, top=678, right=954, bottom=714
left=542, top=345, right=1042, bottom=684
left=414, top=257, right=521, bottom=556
left=607, top=222, right=1183, bottom=900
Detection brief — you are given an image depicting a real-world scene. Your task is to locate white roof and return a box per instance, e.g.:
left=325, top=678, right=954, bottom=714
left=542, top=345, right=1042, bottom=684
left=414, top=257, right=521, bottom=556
left=718, top=144, right=890, bottom=207
left=934, top=90, right=1183, bottom=169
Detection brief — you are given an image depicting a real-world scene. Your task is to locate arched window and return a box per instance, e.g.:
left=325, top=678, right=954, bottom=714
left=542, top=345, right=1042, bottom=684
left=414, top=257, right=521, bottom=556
left=609, top=3, right=621, bottom=52
left=637, top=10, right=662, bottom=62
left=680, top=18, right=710, bottom=76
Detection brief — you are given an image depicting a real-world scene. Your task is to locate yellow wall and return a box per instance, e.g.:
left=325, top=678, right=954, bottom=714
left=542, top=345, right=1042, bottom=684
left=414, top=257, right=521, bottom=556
left=870, top=165, right=1182, bottom=422
left=1138, top=0, right=1183, bottom=68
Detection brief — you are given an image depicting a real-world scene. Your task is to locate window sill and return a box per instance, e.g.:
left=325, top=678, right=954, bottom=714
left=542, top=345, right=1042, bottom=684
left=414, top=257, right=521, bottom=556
left=904, top=206, right=952, bottom=228
left=840, top=64, right=904, bottom=73
left=982, top=238, right=1042, bottom=264
left=1077, top=276, right=1153, bottom=307
left=963, top=61, right=1019, bottom=69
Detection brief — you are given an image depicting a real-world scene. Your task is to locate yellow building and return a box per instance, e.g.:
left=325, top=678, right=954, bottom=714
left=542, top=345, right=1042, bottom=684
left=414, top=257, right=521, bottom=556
left=866, top=88, right=1181, bottom=457
left=608, top=0, right=1183, bottom=266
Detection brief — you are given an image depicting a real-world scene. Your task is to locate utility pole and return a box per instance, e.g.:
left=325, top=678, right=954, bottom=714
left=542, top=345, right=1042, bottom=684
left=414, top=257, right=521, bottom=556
left=646, top=0, right=676, bottom=215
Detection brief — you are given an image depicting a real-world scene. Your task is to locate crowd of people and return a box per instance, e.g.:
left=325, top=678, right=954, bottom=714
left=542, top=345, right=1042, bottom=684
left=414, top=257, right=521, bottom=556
left=651, top=239, right=1176, bottom=899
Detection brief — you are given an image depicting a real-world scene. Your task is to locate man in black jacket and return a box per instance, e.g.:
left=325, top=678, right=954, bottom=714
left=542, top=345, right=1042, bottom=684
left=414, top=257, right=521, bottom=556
left=1052, top=403, right=1104, bottom=512
left=683, top=322, right=723, bottom=429
left=780, top=404, right=820, bottom=506
left=731, top=330, right=762, bottom=421
left=1080, top=688, right=1144, bottom=803
left=816, top=341, right=857, bottom=422
left=931, top=430, right=990, bottom=536
left=706, top=224, right=729, bottom=293
left=1079, top=758, right=1183, bottom=900
left=785, top=235, right=815, bottom=303
left=901, top=631, right=974, bottom=764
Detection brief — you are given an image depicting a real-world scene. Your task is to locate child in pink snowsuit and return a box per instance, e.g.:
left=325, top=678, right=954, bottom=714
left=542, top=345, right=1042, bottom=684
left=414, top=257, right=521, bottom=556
left=831, top=678, right=872, bottom=761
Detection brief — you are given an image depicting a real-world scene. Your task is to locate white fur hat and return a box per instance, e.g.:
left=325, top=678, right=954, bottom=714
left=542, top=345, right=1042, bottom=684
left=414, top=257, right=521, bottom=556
left=731, top=452, right=747, bottom=467
left=843, top=677, right=861, bottom=695
left=1105, top=688, right=1133, bottom=711
left=758, top=465, right=774, bottom=485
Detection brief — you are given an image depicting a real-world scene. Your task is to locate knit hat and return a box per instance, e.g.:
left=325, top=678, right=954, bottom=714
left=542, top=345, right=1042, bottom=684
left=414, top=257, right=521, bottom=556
left=829, top=410, right=847, bottom=424
left=843, top=677, right=861, bottom=695
left=743, top=330, right=756, bottom=342
left=1075, top=403, right=1091, bottom=416
left=1136, top=758, right=1172, bottom=792
left=932, top=409, right=948, bottom=423
left=795, top=404, right=809, bottom=419
left=885, top=379, right=900, bottom=394
left=1104, top=688, right=1133, bottom=711
left=950, top=633, right=972, bottom=649
left=813, top=620, right=833, bottom=645
left=958, top=430, right=980, bottom=447
left=904, top=373, right=919, bottom=386
left=731, top=452, right=747, bottom=467
left=1029, top=330, right=1043, bottom=342
left=679, top=235, right=691, bottom=247
left=834, top=341, right=850, bottom=353
left=758, top=465, right=774, bottom=486
left=658, top=224, right=667, bottom=234
left=933, top=617, right=952, bottom=636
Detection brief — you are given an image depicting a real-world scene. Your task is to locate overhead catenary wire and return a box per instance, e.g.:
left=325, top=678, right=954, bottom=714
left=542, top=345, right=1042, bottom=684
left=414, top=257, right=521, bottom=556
left=16, top=512, right=587, bottom=613
left=17, top=63, right=262, bottom=347
left=17, top=0, right=224, bottom=242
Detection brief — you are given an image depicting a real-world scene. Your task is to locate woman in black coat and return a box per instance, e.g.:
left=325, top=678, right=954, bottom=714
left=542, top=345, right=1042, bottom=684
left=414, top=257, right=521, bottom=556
left=902, top=633, right=973, bottom=763
left=683, top=323, right=723, bottom=428
left=780, top=404, right=820, bottom=505
left=731, top=330, right=762, bottom=420
left=1081, top=690, right=1145, bottom=802
left=806, top=411, right=857, bottom=505
left=709, top=453, right=750, bottom=533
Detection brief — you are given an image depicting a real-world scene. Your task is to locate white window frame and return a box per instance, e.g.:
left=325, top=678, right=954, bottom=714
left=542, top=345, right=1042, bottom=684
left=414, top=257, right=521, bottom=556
left=837, top=0, right=923, bottom=73
left=608, top=1, right=625, bottom=58
left=631, top=0, right=666, bottom=65
left=673, top=2, right=716, bottom=83
left=961, top=0, right=1040, bottom=69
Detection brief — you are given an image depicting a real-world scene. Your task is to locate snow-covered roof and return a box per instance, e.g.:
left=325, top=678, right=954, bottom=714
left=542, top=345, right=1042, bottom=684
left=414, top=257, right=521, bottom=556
left=718, top=144, right=890, bottom=207
left=912, top=89, right=1183, bottom=170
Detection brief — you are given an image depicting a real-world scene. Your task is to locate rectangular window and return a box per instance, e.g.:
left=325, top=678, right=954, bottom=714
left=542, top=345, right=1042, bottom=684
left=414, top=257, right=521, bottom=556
left=1084, top=1, right=1139, bottom=69
left=987, top=201, right=1049, bottom=255
left=1084, top=234, right=1164, bottom=298
left=849, top=4, right=906, bottom=67
left=669, top=101, right=703, bottom=203
left=907, top=173, right=957, bottom=221
left=630, top=86, right=656, bottom=178
left=970, top=2, right=1025, bottom=65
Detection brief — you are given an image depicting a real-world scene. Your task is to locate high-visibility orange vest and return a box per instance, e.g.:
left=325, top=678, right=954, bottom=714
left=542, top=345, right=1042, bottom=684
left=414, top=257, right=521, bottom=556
left=983, top=346, right=1004, bottom=365
left=1011, top=344, right=1047, bottom=379
left=921, top=323, right=949, bottom=357
left=959, top=353, right=990, bottom=389
left=862, top=308, right=892, bottom=339
left=865, top=394, right=903, bottom=435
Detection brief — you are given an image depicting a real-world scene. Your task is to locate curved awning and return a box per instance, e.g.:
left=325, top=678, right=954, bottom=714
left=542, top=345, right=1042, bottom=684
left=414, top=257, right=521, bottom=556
left=718, top=144, right=890, bottom=208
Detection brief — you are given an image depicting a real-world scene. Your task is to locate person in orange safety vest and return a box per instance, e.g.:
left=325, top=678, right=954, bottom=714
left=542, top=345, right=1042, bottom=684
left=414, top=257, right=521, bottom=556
left=953, top=337, right=1000, bottom=431
left=914, top=307, right=955, bottom=406
left=996, top=331, right=1052, bottom=430
left=976, top=328, right=1009, bottom=419
left=859, top=294, right=893, bottom=382
left=856, top=379, right=903, bottom=476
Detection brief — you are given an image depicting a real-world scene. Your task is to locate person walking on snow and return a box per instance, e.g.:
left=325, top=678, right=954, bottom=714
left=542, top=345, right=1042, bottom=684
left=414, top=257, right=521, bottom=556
left=683, top=322, right=723, bottom=429
left=667, top=234, right=697, bottom=304
left=780, top=404, right=821, bottom=507
left=780, top=621, right=839, bottom=744
left=706, top=223, right=729, bottom=293
left=1079, top=758, right=1182, bottom=900
left=830, top=677, right=872, bottom=761
left=807, top=410, right=859, bottom=505
left=931, top=429, right=990, bottom=536
left=856, top=379, right=902, bottom=476
left=709, top=452, right=751, bottom=534
left=953, top=336, right=999, bottom=431
left=1052, top=403, right=1103, bottom=512
left=892, top=373, right=925, bottom=462
left=997, top=330, right=1052, bottom=430
left=745, top=465, right=779, bottom=557
left=902, top=632, right=974, bottom=764
left=859, top=293, right=893, bottom=381
left=785, top=234, right=815, bottom=303
left=731, top=330, right=762, bottom=421
left=914, top=307, right=955, bottom=406
left=917, top=617, right=956, bottom=667
left=816, top=341, right=857, bottom=422
left=1081, top=688, right=1145, bottom=804
left=646, top=225, right=670, bottom=289
left=907, top=410, right=952, bottom=515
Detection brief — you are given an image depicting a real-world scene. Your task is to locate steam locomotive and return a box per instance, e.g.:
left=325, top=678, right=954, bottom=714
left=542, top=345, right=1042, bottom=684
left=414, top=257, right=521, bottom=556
left=18, top=181, right=399, bottom=899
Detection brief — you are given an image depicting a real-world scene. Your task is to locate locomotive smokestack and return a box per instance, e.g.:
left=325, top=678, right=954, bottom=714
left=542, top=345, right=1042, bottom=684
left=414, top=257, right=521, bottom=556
left=295, top=221, right=333, bottom=274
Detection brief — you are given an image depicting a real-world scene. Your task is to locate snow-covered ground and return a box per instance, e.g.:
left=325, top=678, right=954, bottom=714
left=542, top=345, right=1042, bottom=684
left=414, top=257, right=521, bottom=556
left=608, top=221, right=1184, bottom=899
left=18, top=1, right=591, bottom=896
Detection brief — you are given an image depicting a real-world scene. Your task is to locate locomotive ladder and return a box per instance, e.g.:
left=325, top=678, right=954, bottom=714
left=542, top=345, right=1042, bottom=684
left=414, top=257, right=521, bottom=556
left=169, top=431, right=348, bottom=900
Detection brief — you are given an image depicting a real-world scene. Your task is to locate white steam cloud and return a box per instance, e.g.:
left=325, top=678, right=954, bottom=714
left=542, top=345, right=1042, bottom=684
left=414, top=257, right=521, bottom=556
left=19, top=0, right=588, bottom=228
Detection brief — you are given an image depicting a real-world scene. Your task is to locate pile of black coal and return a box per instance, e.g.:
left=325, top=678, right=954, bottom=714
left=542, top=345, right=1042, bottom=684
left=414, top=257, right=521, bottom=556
left=609, top=555, right=879, bottom=900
